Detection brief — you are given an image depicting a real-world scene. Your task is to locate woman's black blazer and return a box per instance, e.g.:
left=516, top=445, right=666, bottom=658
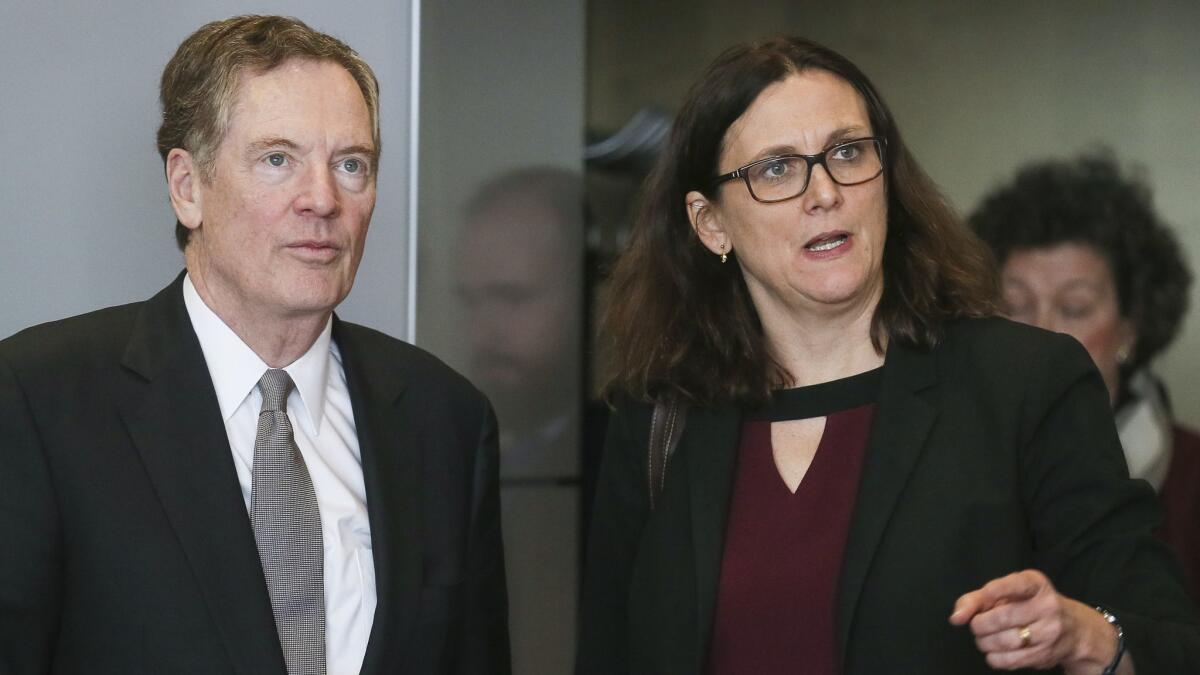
left=576, top=317, right=1200, bottom=674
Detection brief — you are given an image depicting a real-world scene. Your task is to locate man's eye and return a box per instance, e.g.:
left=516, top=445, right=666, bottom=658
left=265, top=153, right=288, bottom=167
left=341, top=158, right=362, bottom=173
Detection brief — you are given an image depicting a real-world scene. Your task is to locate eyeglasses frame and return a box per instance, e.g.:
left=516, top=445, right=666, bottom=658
left=710, top=136, right=887, bottom=203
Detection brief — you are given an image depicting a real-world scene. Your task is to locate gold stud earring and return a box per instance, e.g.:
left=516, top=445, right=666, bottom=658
left=719, top=243, right=728, bottom=264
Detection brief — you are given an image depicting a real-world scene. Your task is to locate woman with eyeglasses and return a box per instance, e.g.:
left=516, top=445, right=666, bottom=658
left=972, top=153, right=1200, bottom=604
left=576, top=37, right=1199, bottom=675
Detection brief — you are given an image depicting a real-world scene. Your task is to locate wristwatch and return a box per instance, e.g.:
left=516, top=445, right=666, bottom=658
left=1094, top=605, right=1125, bottom=675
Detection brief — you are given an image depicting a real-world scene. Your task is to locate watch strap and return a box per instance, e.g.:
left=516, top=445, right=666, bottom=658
left=1094, top=605, right=1125, bottom=675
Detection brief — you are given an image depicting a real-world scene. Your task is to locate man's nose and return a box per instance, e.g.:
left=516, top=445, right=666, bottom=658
left=295, top=163, right=339, bottom=217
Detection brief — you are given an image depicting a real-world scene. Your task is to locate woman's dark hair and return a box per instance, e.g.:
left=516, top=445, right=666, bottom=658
left=600, top=36, right=998, bottom=406
left=970, top=151, right=1192, bottom=379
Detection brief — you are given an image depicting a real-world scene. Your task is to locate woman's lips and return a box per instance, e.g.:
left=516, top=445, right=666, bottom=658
left=803, top=231, right=851, bottom=257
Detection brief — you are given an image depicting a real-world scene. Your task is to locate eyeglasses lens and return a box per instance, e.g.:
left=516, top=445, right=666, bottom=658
left=748, top=139, right=882, bottom=202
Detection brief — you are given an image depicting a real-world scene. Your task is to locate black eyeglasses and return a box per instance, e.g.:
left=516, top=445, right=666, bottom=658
left=711, top=137, right=886, bottom=203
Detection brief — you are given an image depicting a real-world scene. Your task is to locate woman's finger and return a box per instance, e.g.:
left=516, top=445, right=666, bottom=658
left=968, top=587, right=1058, bottom=637
left=973, top=616, right=1063, bottom=654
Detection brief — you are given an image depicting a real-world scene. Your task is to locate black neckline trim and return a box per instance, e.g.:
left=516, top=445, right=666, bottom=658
left=749, top=366, right=884, bottom=421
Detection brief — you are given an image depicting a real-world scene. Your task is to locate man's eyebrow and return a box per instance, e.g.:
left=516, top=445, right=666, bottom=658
left=244, top=137, right=378, bottom=167
left=246, top=137, right=301, bottom=154
left=338, top=144, right=379, bottom=164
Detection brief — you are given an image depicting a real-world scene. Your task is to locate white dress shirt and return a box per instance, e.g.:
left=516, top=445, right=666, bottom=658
left=183, top=275, right=375, bottom=675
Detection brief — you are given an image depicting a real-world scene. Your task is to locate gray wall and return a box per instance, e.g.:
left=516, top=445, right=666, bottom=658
left=0, top=0, right=415, bottom=341
left=589, top=0, right=1200, bottom=426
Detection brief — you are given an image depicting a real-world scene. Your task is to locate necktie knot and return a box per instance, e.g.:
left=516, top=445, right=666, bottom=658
left=258, top=369, right=294, bottom=413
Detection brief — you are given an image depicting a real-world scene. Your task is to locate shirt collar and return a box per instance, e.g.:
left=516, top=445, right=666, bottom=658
left=182, top=273, right=333, bottom=434
left=1116, top=369, right=1173, bottom=491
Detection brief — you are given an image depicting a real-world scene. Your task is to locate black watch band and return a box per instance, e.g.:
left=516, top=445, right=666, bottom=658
left=1094, top=605, right=1125, bottom=675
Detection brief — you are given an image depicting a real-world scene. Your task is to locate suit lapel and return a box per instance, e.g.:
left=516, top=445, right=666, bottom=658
left=117, top=275, right=285, bottom=675
left=835, top=341, right=939, bottom=662
left=686, top=405, right=742, bottom=671
left=334, top=321, right=420, bottom=675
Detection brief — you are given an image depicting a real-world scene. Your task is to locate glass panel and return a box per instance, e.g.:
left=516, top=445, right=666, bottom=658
left=417, top=1, right=585, bottom=672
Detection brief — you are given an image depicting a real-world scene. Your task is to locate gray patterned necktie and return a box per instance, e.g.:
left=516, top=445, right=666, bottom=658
left=251, top=369, right=327, bottom=675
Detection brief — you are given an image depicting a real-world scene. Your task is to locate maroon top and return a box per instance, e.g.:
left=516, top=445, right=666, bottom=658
left=1159, top=424, right=1200, bottom=602
left=707, top=367, right=880, bottom=675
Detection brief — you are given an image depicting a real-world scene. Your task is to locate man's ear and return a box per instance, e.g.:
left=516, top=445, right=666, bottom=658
left=166, top=148, right=203, bottom=231
left=684, top=190, right=730, bottom=257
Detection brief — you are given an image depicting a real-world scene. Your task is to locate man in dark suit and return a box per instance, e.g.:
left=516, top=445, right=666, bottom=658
left=0, top=15, right=509, bottom=675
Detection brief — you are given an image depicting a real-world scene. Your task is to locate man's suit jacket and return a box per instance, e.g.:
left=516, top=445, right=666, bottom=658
left=0, top=274, right=510, bottom=674
left=576, top=317, right=1200, bottom=675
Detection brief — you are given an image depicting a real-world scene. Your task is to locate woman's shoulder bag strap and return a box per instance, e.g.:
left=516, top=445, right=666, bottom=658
left=647, top=396, right=688, bottom=510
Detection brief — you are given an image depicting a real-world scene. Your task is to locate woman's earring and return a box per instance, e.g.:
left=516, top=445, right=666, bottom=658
left=1116, top=344, right=1131, bottom=365
left=719, top=242, right=728, bottom=264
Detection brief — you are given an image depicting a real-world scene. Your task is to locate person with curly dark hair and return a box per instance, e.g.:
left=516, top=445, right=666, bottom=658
left=972, top=153, right=1200, bottom=601
left=576, top=36, right=1199, bottom=675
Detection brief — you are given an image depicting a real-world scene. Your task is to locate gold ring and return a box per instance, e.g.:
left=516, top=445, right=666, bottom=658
left=1017, top=626, right=1032, bottom=648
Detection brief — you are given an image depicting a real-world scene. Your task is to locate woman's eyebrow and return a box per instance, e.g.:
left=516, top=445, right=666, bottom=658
left=747, top=126, right=872, bottom=161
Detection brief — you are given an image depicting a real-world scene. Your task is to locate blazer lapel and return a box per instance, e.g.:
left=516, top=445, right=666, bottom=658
left=334, top=321, right=420, bottom=675
left=117, top=276, right=285, bottom=675
left=686, top=405, right=742, bottom=672
left=835, top=341, right=940, bottom=662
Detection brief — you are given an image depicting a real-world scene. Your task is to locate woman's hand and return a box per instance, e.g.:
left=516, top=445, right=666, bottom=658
left=949, top=569, right=1129, bottom=673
